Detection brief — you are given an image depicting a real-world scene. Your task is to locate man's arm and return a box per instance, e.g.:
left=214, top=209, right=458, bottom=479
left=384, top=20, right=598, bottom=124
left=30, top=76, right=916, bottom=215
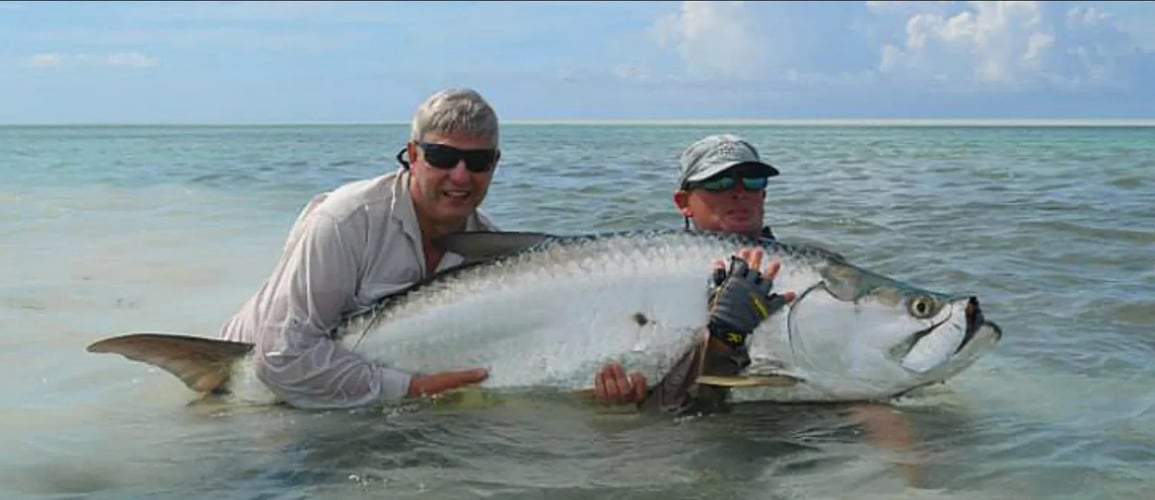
left=246, top=211, right=421, bottom=409
left=849, top=404, right=921, bottom=486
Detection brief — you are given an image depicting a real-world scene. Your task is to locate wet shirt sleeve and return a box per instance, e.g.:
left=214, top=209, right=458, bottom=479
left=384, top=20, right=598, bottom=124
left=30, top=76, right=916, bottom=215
left=249, top=210, right=413, bottom=409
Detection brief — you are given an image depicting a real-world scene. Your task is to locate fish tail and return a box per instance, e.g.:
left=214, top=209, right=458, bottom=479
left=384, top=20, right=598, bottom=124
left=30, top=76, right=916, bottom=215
left=86, top=333, right=253, bottom=395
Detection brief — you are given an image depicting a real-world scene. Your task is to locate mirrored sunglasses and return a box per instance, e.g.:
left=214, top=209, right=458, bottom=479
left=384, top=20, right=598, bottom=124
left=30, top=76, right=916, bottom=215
left=686, top=176, right=768, bottom=192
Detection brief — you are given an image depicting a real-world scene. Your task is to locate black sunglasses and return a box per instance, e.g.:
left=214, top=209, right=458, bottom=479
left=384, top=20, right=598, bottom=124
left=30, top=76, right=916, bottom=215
left=395, top=142, right=499, bottom=173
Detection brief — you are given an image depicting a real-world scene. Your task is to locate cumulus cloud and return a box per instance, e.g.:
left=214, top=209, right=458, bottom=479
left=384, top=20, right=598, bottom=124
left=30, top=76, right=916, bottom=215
left=873, top=1, right=1151, bottom=90
left=26, top=52, right=159, bottom=69
left=649, top=1, right=770, bottom=80
left=643, top=1, right=1149, bottom=90
left=878, top=1, right=1055, bottom=86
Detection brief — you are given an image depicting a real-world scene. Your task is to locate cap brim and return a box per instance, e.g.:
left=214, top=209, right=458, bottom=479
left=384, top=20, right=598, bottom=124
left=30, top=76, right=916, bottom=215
left=685, top=161, right=780, bottom=183
left=742, top=161, right=780, bottom=178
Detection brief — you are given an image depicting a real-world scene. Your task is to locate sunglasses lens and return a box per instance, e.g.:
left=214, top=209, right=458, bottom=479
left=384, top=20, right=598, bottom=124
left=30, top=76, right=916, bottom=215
left=742, top=177, right=768, bottom=190
left=461, top=150, right=497, bottom=173
left=691, top=175, right=766, bottom=192
left=421, top=144, right=459, bottom=169
left=701, top=177, right=736, bottom=191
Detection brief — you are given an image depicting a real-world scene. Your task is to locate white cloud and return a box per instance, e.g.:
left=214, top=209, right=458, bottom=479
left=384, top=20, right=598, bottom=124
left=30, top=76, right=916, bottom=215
left=870, top=1, right=1155, bottom=90
left=649, top=1, right=770, bottom=80
left=1066, top=5, right=1112, bottom=27
left=25, top=52, right=159, bottom=69
left=630, top=0, right=1152, bottom=94
left=879, top=1, right=1054, bottom=86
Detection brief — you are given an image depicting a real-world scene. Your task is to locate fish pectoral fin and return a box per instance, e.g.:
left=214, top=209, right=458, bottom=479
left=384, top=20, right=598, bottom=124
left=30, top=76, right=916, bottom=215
left=434, top=231, right=556, bottom=261
left=696, top=374, right=802, bottom=388
left=86, top=333, right=253, bottom=394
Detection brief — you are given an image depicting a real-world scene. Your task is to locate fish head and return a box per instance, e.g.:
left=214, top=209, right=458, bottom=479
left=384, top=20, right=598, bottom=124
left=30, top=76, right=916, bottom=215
left=748, top=260, right=1002, bottom=401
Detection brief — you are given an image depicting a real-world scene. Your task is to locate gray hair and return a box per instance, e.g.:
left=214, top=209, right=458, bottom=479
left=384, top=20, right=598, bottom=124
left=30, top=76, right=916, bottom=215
left=409, top=88, right=500, bottom=147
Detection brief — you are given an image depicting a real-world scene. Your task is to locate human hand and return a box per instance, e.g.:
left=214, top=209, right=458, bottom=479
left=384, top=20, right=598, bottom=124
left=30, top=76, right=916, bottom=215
left=707, top=247, right=796, bottom=348
left=406, top=368, right=489, bottom=398
left=593, top=361, right=647, bottom=405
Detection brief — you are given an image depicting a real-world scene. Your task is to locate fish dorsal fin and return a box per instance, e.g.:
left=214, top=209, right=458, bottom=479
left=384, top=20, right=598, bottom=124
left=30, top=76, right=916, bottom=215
left=87, top=333, right=254, bottom=394
left=436, top=231, right=556, bottom=261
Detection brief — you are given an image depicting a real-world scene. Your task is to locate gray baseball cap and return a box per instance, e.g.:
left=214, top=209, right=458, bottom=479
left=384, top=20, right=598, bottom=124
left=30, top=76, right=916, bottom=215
left=678, top=134, right=780, bottom=187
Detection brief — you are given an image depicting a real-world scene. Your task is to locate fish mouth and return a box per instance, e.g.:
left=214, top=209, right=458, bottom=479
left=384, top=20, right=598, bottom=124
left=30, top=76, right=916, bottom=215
left=896, top=296, right=1000, bottom=373
left=908, top=296, right=997, bottom=355
left=962, top=296, right=1001, bottom=353
left=895, top=296, right=1002, bottom=393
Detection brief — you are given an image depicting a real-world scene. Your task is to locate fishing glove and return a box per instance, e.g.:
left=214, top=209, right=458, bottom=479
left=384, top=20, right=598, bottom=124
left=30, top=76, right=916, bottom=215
left=706, top=256, right=789, bottom=360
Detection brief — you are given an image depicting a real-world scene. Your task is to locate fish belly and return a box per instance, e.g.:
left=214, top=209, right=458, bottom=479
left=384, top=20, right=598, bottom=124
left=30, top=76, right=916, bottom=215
left=347, top=240, right=729, bottom=391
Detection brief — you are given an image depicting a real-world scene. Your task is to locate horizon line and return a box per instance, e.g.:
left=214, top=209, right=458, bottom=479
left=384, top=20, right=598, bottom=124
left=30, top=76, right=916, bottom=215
left=3, top=118, right=1155, bottom=127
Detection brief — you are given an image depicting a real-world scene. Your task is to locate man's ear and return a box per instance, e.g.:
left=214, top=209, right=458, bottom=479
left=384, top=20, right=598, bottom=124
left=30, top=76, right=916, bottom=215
left=673, top=190, right=692, bottom=216
left=407, top=142, right=418, bottom=164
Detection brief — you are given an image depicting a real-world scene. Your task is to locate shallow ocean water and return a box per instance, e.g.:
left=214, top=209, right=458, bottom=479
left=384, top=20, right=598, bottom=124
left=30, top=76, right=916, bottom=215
left=2, top=123, right=1153, bottom=499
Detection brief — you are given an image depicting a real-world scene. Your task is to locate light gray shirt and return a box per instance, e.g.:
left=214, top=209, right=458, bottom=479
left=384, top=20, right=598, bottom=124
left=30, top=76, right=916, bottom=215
left=219, top=169, right=498, bottom=409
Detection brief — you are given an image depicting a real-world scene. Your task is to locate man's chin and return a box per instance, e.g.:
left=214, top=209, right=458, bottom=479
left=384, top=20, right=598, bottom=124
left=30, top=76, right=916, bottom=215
left=718, top=215, right=756, bottom=231
left=435, top=197, right=478, bottom=218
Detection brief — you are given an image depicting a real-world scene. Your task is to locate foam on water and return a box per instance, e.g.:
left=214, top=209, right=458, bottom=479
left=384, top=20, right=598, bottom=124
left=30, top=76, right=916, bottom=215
left=3, top=124, right=1154, bottom=498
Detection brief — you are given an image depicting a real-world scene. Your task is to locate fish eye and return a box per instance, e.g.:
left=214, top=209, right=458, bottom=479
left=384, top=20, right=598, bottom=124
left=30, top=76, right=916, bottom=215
left=908, top=296, right=937, bottom=319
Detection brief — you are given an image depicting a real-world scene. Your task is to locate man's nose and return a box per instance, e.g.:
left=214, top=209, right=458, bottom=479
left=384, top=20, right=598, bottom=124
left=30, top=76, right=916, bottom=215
left=447, top=161, right=472, bottom=181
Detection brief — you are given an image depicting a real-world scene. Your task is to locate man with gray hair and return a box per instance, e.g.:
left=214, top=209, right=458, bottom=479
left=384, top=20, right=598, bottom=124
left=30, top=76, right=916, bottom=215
left=219, top=88, right=503, bottom=409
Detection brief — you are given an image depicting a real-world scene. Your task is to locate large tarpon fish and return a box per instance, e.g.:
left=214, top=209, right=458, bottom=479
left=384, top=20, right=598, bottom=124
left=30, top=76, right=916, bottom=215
left=87, top=229, right=1002, bottom=409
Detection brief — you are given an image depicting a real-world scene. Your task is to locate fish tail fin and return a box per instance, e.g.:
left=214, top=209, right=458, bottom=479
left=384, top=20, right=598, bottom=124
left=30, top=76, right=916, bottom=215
left=86, top=333, right=254, bottom=394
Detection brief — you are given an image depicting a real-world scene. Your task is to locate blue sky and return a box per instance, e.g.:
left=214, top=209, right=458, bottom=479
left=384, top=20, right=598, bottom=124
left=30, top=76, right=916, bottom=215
left=2, top=0, right=1154, bottom=124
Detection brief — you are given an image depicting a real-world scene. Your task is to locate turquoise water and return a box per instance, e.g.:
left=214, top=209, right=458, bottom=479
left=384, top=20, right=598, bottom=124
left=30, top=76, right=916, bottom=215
left=2, top=124, right=1154, bottom=499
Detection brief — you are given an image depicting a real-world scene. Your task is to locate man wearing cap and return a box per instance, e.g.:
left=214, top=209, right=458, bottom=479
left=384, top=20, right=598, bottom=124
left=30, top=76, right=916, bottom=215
left=674, top=133, right=780, bottom=239
left=672, top=136, right=919, bottom=473
left=594, top=134, right=794, bottom=413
